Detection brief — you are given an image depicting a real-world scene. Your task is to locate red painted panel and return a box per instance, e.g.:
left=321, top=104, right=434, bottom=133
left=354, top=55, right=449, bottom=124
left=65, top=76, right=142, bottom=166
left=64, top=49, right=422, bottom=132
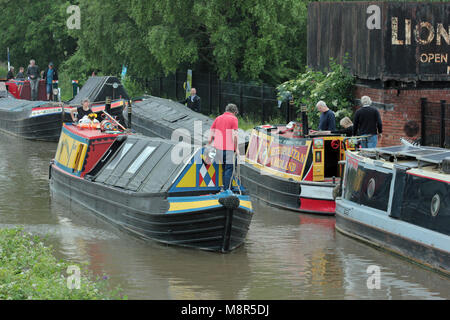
left=299, top=197, right=336, bottom=214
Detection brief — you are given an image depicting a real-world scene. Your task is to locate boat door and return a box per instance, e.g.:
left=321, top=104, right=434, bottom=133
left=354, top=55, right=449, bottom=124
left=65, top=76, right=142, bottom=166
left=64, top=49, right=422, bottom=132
left=311, top=136, right=346, bottom=181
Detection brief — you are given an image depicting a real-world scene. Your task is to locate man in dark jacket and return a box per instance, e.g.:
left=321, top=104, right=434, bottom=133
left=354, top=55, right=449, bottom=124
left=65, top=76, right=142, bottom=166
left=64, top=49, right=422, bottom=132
left=42, top=62, right=58, bottom=100
left=179, top=88, right=201, bottom=112
left=6, top=67, right=15, bottom=80
left=353, top=96, right=383, bottom=148
left=26, top=59, right=40, bottom=100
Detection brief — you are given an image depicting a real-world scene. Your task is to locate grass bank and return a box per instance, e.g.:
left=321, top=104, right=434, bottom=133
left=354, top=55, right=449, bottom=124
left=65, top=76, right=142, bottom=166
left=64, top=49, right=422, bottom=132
left=0, top=227, right=125, bottom=300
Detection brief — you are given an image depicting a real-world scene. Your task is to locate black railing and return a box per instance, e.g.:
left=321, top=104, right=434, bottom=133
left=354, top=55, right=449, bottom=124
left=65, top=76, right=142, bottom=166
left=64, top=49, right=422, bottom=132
left=421, top=98, right=449, bottom=148
left=135, top=70, right=295, bottom=124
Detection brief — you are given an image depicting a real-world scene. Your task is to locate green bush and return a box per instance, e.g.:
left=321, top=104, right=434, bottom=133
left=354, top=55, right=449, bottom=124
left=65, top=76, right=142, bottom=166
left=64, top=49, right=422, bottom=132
left=277, top=56, right=355, bottom=129
left=122, top=76, right=147, bottom=99
left=0, top=62, right=7, bottom=78
left=0, top=227, right=125, bottom=300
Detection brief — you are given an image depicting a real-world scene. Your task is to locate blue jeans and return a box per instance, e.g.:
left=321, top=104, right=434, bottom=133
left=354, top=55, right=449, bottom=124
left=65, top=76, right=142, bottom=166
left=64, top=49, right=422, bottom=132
left=361, top=134, right=378, bottom=148
left=216, top=149, right=235, bottom=190
left=46, top=83, right=52, bottom=94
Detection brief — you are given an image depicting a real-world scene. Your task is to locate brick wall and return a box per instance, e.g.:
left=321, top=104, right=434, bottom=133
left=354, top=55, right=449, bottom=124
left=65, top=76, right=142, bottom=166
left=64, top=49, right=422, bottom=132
left=354, top=85, right=450, bottom=147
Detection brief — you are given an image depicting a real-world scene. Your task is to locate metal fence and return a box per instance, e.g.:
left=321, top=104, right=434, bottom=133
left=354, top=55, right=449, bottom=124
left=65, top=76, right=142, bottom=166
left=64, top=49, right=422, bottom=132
left=421, top=98, right=450, bottom=148
left=136, top=70, right=296, bottom=123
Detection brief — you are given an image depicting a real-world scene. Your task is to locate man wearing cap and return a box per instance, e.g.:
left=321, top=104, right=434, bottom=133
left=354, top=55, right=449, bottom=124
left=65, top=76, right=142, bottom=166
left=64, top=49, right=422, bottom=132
left=43, top=62, right=58, bottom=101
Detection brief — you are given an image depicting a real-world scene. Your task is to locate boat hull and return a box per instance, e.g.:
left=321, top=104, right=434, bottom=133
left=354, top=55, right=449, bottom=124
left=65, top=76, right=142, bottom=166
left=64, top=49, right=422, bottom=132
left=0, top=102, right=125, bottom=141
left=240, top=161, right=336, bottom=215
left=0, top=109, right=70, bottom=141
left=336, top=199, right=450, bottom=276
left=50, top=164, right=252, bottom=252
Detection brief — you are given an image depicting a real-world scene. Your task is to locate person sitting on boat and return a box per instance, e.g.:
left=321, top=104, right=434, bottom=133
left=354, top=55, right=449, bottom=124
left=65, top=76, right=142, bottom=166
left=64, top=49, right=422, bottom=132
left=6, top=66, right=14, bottom=81
left=70, top=98, right=94, bottom=122
left=352, top=95, right=383, bottom=148
left=208, top=103, right=239, bottom=190
left=316, top=101, right=336, bottom=131
left=15, top=67, right=25, bottom=80
left=42, top=62, right=58, bottom=101
left=179, top=88, right=201, bottom=112
left=330, top=117, right=353, bottom=136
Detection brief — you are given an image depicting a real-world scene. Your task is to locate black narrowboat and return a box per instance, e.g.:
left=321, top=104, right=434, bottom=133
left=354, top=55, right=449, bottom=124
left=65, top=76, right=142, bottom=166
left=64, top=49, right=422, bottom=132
left=335, top=145, right=450, bottom=276
left=123, top=95, right=249, bottom=151
left=49, top=123, right=253, bottom=252
left=0, top=96, right=127, bottom=141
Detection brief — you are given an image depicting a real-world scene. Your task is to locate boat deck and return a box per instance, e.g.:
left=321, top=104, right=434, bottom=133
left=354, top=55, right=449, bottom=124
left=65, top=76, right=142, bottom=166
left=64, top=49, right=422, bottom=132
left=356, top=145, right=450, bottom=183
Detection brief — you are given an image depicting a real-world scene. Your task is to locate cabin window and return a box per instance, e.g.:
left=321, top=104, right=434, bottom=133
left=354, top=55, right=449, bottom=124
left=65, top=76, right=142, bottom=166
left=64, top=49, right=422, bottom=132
left=106, top=142, right=133, bottom=170
left=126, top=146, right=156, bottom=174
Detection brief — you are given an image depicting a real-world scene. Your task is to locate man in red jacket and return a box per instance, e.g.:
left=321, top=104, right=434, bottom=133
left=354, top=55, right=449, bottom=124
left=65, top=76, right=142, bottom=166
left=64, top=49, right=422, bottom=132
left=208, top=104, right=239, bottom=190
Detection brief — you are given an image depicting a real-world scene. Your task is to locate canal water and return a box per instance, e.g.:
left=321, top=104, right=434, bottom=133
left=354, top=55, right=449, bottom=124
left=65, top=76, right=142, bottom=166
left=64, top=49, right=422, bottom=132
left=0, top=132, right=449, bottom=300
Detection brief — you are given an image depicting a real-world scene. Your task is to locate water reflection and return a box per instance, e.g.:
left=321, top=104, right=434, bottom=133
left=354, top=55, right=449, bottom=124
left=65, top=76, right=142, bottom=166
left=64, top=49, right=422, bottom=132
left=0, top=131, right=449, bottom=300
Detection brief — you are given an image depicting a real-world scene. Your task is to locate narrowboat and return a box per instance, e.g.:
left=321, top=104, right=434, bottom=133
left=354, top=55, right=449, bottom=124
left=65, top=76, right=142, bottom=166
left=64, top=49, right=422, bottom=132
left=240, top=123, right=356, bottom=215
left=335, top=144, right=450, bottom=275
left=123, top=95, right=249, bottom=152
left=49, top=123, right=253, bottom=252
left=0, top=95, right=128, bottom=141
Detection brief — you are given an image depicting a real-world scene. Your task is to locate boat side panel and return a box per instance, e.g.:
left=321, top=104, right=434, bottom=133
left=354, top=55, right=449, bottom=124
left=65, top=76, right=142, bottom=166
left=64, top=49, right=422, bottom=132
left=50, top=165, right=251, bottom=252
left=336, top=208, right=450, bottom=276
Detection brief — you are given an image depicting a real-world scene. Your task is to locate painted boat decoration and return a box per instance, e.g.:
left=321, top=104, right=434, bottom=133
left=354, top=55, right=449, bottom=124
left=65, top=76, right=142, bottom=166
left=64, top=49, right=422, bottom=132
left=0, top=96, right=127, bottom=141
left=123, top=95, right=249, bottom=151
left=335, top=145, right=450, bottom=275
left=49, top=123, right=253, bottom=252
left=6, top=79, right=48, bottom=101
left=240, top=124, right=356, bottom=215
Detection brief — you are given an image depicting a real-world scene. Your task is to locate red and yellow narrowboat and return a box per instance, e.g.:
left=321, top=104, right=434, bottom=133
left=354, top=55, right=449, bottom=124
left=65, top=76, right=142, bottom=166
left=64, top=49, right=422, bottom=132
left=240, top=123, right=356, bottom=215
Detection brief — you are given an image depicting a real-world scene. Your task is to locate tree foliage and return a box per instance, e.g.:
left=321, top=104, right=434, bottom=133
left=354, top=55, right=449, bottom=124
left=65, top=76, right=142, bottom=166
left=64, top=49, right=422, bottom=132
left=0, top=0, right=309, bottom=86
left=277, top=57, right=355, bottom=129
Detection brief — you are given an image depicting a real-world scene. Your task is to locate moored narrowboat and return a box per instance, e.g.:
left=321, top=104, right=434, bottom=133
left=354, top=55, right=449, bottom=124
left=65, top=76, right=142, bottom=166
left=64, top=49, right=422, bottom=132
left=123, top=95, right=249, bottom=151
left=335, top=145, right=450, bottom=275
left=240, top=123, right=356, bottom=215
left=49, top=123, right=253, bottom=252
left=0, top=96, right=127, bottom=141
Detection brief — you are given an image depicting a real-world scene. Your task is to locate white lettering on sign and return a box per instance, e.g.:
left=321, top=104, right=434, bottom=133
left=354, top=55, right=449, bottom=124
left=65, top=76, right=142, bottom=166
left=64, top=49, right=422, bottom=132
left=366, top=5, right=381, bottom=30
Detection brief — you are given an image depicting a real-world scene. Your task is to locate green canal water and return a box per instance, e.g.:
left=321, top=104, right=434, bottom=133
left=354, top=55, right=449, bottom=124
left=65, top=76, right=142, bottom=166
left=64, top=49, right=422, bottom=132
left=0, top=132, right=449, bottom=299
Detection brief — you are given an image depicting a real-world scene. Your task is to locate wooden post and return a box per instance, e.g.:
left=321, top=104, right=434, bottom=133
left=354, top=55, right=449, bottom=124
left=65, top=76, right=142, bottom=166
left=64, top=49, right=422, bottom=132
left=209, top=72, right=212, bottom=115
left=239, top=83, right=243, bottom=117
left=174, top=71, right=178, bottom=101
left=261, top=84, right=264, bottom=123
left=218, top=79, right=222, bottom=114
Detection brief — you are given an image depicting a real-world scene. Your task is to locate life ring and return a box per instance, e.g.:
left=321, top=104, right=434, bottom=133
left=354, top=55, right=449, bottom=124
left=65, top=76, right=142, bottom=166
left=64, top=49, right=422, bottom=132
left=331, top=139, right=340, bottom=149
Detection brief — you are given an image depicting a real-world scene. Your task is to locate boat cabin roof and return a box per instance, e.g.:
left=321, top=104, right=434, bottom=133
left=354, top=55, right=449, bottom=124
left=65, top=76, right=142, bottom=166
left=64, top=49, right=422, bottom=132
left=92, top=135, right=194, bottom=193
left=132, top=95, right=249, bottom=144
left=0, top=96, right=51, bottom=111
left=352, top=145, right=450, bottom=183
left=64, top=122, right=124, bottom=140
left=359, top=145, right=450, bottom=166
